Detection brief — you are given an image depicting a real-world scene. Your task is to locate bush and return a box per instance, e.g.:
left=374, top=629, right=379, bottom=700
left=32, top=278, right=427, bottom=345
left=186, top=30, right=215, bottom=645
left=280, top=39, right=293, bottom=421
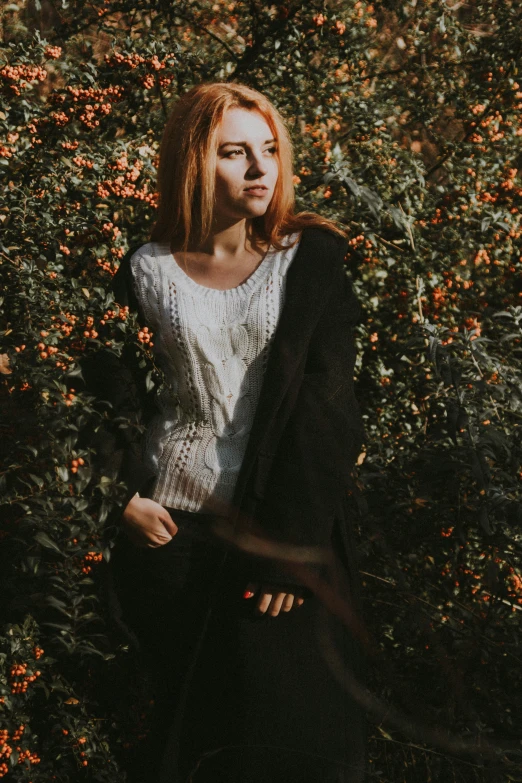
left=1, top=1, right=521, bottom=779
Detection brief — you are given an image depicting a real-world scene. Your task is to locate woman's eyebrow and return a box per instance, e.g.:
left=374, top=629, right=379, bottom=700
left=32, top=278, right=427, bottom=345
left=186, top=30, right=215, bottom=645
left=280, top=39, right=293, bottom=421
left=218, top=138, right=277, bottom=148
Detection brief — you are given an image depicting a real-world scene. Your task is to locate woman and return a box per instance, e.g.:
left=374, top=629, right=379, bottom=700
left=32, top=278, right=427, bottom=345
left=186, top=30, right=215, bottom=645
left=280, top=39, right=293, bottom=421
left=83, top=82, right=366, bottom=783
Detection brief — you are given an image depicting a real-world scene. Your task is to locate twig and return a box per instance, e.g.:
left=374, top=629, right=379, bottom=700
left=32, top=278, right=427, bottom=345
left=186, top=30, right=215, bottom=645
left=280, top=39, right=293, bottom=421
left=193, top=22, right=239, bottom=61
left=360, top=570, right=396, bottom=586
left=373, top=233, right=406, bottom=253
left=371, top=736, right=487, bottom=768
left=416, top=277, right=425, bottom=324
left=400, top=203, right=415, bottom=251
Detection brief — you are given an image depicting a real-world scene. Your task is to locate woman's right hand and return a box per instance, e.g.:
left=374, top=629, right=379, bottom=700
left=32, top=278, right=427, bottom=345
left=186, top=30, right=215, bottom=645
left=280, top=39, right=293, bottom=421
left=121, top=495, right=178, bottom=548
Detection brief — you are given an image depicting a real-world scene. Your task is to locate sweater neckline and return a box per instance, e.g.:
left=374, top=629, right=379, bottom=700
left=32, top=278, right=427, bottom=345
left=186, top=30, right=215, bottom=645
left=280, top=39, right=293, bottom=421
left=153, top=240, right=279, bottom=297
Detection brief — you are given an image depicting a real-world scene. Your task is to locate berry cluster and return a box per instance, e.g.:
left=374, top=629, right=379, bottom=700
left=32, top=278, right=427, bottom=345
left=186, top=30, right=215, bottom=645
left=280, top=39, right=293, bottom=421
left=96, top=257, right=116, bottom=274
left=79, top=102, right=112, bottom=130
left=138, top=326, right=153, bottom=346
left=9, top=662, right=42, bottom=694
left=66, top=85, right=123, bottom=102
left=82, top=315, right=99, bottom=340
left=96, top=178, right=157, bottom=206
left=0, top=63, right=47, bottom=95
left=108, top=155, right=143, bottom=183
left=50, top=312, right=78, bottom=337
left=70, top=456, right=84, bottom=472
left=51, top=110, right=69, bottom=126
left=37, top=341, right=59, bottom=360
left=142, top=72, right=174, bottom=90
left=102, top=221, right=122, bottom=238
left=303, top=116, right=344, bottom=163
left=49, top=85, right=124, bottom=130
left=82, top=551, right=103, bottom=574
left=104, top=51, right=148, bottom=69
left=44, top=45, right=62, bottom=59
left=72, top=155, right=94, bottom=169
left=0, top=725, right=41, bottom=776
left=104, top=51, right=176, bottom=90
left=100, top=305, right=129, bottom=323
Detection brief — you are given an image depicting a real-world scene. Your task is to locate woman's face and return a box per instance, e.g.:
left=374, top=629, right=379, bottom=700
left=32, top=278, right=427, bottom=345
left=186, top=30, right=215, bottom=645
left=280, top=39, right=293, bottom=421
left=213, top=107, right=279, bottom=224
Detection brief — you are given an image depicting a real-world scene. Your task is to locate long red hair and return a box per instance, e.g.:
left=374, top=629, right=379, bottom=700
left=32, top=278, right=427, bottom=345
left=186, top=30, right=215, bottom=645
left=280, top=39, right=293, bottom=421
left=150, top=82, right=346, bottom=253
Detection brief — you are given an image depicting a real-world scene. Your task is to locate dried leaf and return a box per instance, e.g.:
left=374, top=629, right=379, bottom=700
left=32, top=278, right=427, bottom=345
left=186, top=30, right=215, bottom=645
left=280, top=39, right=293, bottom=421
left=0, top=354, right=12, bottom=374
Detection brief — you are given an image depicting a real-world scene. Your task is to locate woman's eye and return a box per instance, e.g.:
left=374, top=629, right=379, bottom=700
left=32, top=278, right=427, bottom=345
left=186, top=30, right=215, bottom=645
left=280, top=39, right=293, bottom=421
left=224, top=147, right=277, bottom=158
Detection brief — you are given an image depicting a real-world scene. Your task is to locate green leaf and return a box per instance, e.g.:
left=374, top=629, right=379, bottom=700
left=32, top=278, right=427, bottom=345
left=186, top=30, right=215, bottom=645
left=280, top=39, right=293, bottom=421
left=56, top=466, right=69, bottom=482
left=34, top=531, right=62, bottom=554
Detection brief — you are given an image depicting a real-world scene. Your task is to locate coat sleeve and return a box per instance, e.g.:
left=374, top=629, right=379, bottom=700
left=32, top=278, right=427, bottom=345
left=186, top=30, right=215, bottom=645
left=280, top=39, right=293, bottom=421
left=77, top=245, right=158, bottom=518
left=245, top=242, right=365, bottom=591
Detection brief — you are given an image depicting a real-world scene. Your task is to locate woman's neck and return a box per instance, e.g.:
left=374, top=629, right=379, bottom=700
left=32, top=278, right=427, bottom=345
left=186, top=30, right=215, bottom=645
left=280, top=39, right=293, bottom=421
left=175, top=219, right=268, bottom=262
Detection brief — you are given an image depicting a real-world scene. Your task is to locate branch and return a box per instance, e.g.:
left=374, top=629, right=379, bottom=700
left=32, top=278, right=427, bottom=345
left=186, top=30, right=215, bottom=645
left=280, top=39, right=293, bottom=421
left=231, top=2, right=301, bottom=80
left=192, top=21, right=239, bottom=61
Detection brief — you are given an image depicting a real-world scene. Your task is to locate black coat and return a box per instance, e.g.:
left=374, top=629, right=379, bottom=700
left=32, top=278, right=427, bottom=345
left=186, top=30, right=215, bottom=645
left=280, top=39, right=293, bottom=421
left=80, top=226, right=365, bottom=591
left=80, top=226, right=367, bottom=782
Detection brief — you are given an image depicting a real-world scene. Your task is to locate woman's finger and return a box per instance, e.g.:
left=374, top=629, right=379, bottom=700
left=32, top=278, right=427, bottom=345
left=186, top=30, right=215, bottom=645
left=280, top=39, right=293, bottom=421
left=159, top=508, right=179, bottom=538
left=147, top=531, right=172, bottom=548
left=256, top=591, right=273, bottom=614
left=245, top=584, right=304, bottom=613
left=268, top=593, right=287, bottom=617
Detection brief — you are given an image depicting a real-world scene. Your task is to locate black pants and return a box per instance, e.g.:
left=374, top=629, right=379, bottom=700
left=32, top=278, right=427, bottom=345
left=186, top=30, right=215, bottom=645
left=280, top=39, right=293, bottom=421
left=109, top=507, right=366, bottom=783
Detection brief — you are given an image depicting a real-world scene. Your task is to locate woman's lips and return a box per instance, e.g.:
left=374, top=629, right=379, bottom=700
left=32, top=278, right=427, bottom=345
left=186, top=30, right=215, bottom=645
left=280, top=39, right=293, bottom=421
left=244, top=187, right=268, bottom=196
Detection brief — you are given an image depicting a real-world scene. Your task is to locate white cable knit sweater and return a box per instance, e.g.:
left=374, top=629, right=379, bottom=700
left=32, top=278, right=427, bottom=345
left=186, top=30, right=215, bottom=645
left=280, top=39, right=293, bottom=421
left=129, top=232, right=302, bottom=514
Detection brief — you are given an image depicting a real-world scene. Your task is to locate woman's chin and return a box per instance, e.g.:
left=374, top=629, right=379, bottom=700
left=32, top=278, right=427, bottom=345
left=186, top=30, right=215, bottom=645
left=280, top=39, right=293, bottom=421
left=243, top=200, right=272, bottom=218
left=218, top=206, right=270, bottom=223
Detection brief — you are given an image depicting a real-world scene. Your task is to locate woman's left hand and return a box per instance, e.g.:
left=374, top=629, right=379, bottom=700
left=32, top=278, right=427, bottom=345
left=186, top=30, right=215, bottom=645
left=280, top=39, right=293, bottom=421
left=243, top=582, right=305, bottom=616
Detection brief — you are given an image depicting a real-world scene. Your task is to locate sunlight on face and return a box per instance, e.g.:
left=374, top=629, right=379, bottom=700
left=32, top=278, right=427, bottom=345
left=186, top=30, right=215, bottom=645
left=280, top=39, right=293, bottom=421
left=214, top=107, right=279, bottom=223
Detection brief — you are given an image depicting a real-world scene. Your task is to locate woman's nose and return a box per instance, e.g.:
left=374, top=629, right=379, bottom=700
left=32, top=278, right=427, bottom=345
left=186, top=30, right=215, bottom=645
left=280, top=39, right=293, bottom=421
left=247, top=152, right=268, bottom=175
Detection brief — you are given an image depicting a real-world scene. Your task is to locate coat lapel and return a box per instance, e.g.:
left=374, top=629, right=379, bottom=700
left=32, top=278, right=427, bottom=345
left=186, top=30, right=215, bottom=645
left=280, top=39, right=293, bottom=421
left=230, top=228, right=340, bottom=514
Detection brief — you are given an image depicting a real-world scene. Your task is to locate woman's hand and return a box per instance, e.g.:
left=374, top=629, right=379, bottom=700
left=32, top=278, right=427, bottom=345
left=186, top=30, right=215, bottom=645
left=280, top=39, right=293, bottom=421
left=244, top=582, right=305, bottom=617
left=121, top=494, right=178, bottom=548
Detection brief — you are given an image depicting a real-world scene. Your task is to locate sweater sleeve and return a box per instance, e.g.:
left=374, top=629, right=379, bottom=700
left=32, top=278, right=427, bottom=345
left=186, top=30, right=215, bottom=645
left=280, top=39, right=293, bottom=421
left=127, top=249, right=162, bottom=332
